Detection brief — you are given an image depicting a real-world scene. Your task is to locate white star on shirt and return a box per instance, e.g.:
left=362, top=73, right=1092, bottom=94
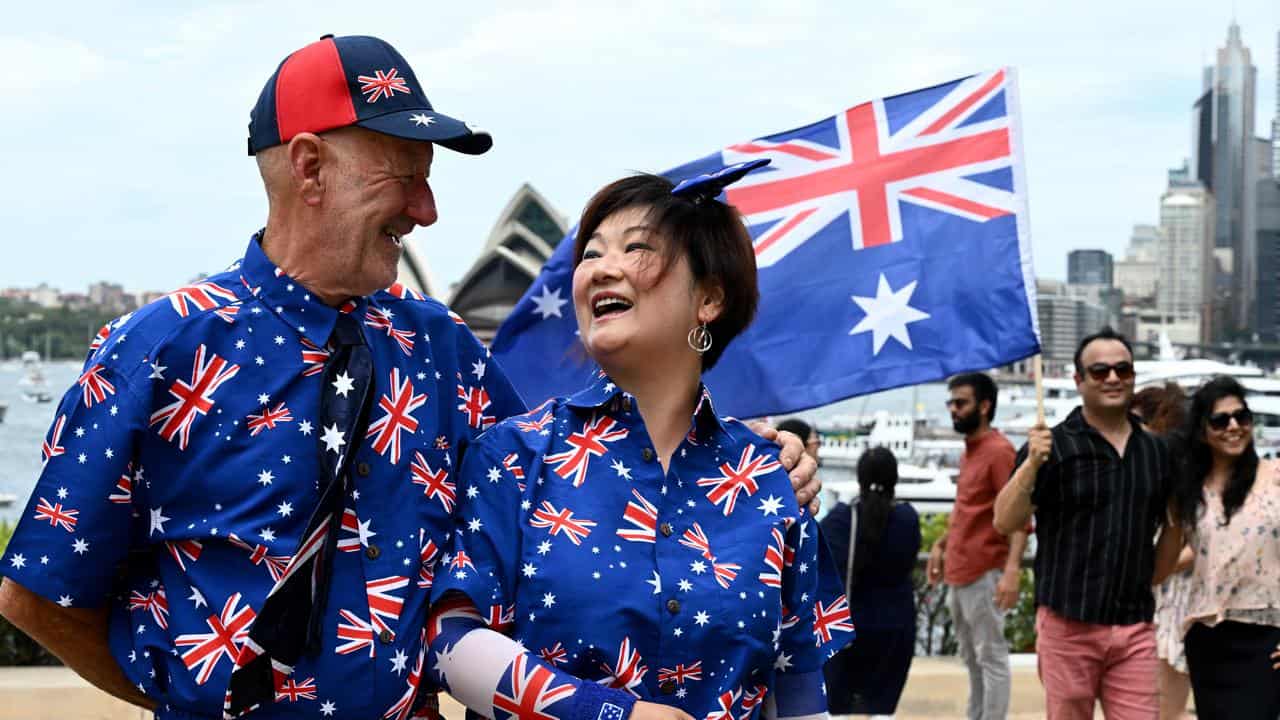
left=611, top=460, right=632, bottom=480
left=774, top=652, right=793, bottom=671
left=694, top=611, right=710, bottom=626
left=257, top=393, right=270, bottom=405
left=849, top=273, right=930, bottom=355
left=537, top=540, right=552, bottom=556
left=8, top=554, right=24, bottom=569
left=298, top=420, right=313, bottom=435
left=72, top=538, right=89, bottom=554
left=258, top=469, right=274, bottom=486
left=758, top=495, right=783, bottom=516
left=678, top=579, right=693, bottom=592
left=277, top=501, right=293, bottom=517
left=56, top=487, right=68, bottom=499
left=274, top=335, right=285, bottom=346
left=530, top=284, right=567, bottom=319
left=57, top=595, right=73, bottom=607
left=390, top=648, right=409, bottom=675
left=149, top=507, right=170, bottom=536
left=471, top=360, right=485, bottom=380
left=321, top=423, right=346, bottom=454
left=690, top=560, right=707, bottom=574
left=468, top=518, right=483, bottom=532
left=189, top=588, right=207, bottom=608
left=522, top=563, right=537, bottom=577
left=646, top=571, right=662, bottom=595
left=320, top=700, right=337, bottom=716
left=260, top=528, right=276, bottom=542
left=542, top=592, right=556, bottom=608
left=332, top=371, right=355, bottom=398
left=235, top=339, right=246, bottom=350
left=487, top=467, right=502, bottom=483
left=148, top=362, right=167, bottom=379
left=410, top=113, right=435, bottom=127
left=466, top=486, right=479, bottom=498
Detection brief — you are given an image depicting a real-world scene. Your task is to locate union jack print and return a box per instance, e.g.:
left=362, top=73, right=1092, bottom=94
left=88, top=323, right=110, bottom=354
left=365, top=307, right=416, bottom=355
left=528, top=501, right=596, bottom=546
left=759, top=527, right=785, bottom=588
left=616, top=488, right=658, bottom=543
left=128, top=588, right=170, bottom=630
left=358, top=68, right=411, bottom=103
left=539, top=642, right=568, bottom=666
left=174, top=592, right=256, bottom=685
left=275, top=676, right=317, bottom=702
left=108, top=467, right=132, bottom=504
left=76, top=364, right=116, bottom=408
left=427, top=594, right=484, bottom=645
left=738, top=684, right=768, bottom=720
left=492, top=652, right=577, bottom=720
left=812, top=595, right=854, bottom=644
left=367, top=575, right=409, bottom=638
left=488, top=604, right=515, bottom=633
left=723, top=69, right=1015, bottom=267
left=696, top=445, right=781, bottom=517
left=41, top=414, right=66, bottom=466
left=337, top=508, right=367, bottom=552
left=679, top=523, right=739, bottom=588
left=410, top=451, right=454, bottom=513
left=149, top=344, right=240, bottom=450
left=704, top=688, right=741, bottom=720
left=501, top=453, right=525, bottom=481
left=658, top=661, right=702, bottom=685
left=366, top=369, right=428, bottom=464
left=245, top=402, right=293, bottom=436
left=514, top=409, right=553, bottom=434
left=227, top=533, right=290, bottom=583
left=299, top=338, right=330, bottom=377
left=598, top=636, right=648, bottom=697
left=543, top=414, right=629, bottom=487
left=335, top=609, right=375, bottom=657
left=167, top=280, right=238, bottom=317
left=384, top=282, right=424, bottom=301
left=213, top=304, right=240, bottom=324
left=456, top=385, right=496, bottom=430
left=417, top=531, right=441, bottom=589
left=450, top=550, right=476, bottom=573
left=33, top=497, right=78, bottom=533
left=167, top=539, right=203, bottom=570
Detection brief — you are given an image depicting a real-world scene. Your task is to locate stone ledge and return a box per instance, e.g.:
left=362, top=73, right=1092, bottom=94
left=0, top=657, right=1051, bottom=719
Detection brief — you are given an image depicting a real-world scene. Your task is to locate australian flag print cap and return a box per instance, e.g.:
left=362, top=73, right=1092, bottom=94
left=248, top=34, right=492, bottom=156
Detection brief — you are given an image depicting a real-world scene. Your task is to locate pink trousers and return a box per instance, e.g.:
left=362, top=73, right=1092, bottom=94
left=1035, top=607, right=1158, bottom=720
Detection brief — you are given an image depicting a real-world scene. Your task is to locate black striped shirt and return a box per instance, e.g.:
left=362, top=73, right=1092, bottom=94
left=1017, top=407, right=1170, bottom=625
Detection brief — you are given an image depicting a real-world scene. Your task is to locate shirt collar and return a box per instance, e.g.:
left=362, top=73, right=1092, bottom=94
left=239, top=231, right=368, bottom=348
left=565, top=372, right=728, bottom=442
left=1061, top=405, right=1145, bottom=436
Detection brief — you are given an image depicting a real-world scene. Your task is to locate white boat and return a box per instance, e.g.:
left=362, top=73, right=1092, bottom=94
left=817, top=410, right=962, bottom=514
left=0, top=493, right=17, bottom=508
left=18, top=350, right=53, bottom=403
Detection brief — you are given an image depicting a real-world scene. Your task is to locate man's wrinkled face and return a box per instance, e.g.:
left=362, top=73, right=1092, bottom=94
left=321, top=130, right=436, bottom=296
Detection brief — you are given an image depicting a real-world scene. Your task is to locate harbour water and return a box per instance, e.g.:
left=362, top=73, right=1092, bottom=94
left=0, top=361, right=952, bottom=524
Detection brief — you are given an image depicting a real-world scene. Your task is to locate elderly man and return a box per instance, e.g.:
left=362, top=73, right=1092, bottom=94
left=0, top=35, right=819, bottom=720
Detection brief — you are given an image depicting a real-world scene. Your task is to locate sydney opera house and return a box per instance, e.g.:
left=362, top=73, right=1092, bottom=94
left=394, top=184, right=567, bottom=343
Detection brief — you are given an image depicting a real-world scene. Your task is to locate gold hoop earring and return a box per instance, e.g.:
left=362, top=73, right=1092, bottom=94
left=687, top=324, right=712, bottom=354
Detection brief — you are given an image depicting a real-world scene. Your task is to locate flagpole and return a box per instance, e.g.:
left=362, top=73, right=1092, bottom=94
left=1032, top=354, right=1045, bottom=426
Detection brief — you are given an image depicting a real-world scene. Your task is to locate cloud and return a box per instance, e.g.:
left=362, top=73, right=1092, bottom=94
left=0, top=34, right=107, bottom=94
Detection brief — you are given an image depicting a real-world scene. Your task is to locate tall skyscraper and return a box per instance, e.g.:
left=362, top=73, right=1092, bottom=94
left=1159, top=164, right=1215, bottom=341
left=1068, top=249, right=1114, bottom=286
left=1201, top=21, right=1258, bottom=337
left=1254, top=177, right=1280, bottom=339
left=1273, top=31, right=1279, bottom=178
left=1115, top=225, right=1159, bottom=303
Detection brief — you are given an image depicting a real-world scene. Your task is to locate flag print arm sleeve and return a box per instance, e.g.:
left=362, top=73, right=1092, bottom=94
left=772, top=514, right=852, bottom=715
left=0, top=361, right=145, bottom=608
left=451, top=321, right=527, bottom=447
left=427, top=591, right=637, bottom=720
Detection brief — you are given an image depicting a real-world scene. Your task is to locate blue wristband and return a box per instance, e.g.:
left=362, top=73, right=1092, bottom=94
left=568, top=681, right=636, bottom=720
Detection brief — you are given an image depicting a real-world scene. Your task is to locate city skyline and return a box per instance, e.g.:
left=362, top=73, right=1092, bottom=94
left=2, top=2, right=1278, bottom=296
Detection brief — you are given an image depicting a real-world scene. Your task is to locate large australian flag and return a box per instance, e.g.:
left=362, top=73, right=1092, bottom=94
left=491, top=68, right=1041, bottom=418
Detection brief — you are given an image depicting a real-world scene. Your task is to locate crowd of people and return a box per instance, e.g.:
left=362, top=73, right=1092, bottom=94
left=0, top=31, right=1278, bottom=720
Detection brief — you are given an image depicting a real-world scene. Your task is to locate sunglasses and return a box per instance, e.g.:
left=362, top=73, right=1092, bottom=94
left=1207, top=408, right=1253, bottom=431
left=1084, top=362, right=1135, bottom=382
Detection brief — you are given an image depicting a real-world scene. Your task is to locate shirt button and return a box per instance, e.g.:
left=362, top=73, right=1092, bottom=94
left=365, top=544, right=380, bottom=560
left=666, top=599, right=680, bottom=614
left=642, top=448, right=655, bottom=462
left=378, top=629, right=394, bottom=644
left=659, top=681, right=676, bottom=695
left=659, top=523, right=673, bottom=537
left=357, top=462, right=371, bottom=477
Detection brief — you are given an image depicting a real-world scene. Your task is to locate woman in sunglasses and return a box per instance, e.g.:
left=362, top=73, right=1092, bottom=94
left=1156, top=376, right=1280, bottom=718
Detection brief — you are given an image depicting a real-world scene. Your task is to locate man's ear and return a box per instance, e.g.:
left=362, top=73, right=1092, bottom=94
left=287, top=133, right=325, bottom=207
left=698, top=281, right=726, bottom=325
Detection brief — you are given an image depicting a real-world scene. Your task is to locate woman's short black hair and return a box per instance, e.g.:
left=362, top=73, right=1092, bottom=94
left=574, top=173, right=759, bottom=370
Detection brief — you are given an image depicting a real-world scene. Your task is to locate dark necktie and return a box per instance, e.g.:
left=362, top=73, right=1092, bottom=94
left=226, top=312, right=373, bottom=717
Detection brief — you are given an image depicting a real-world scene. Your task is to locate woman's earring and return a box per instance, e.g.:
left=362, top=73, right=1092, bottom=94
left=687, top=323, right=712, bottom=354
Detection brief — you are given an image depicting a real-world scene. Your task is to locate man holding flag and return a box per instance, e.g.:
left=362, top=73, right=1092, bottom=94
left=493, top=67, right=1040, bottom=419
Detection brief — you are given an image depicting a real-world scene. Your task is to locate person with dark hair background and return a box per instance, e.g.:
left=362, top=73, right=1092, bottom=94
left=1132, top=383, right=1194, bottom=720
left=1154, top=376, right=1280, bottom=719
left=777, top=418, right=820, bottom=463
left=820, top=446, right=920, bottom=716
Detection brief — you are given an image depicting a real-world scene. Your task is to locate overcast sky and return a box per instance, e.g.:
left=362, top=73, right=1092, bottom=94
left=2, top=1, right=1277, bottom=297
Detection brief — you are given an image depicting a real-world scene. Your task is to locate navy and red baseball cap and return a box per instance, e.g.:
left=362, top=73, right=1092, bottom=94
left=248, top=34, right=492, bottom=156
